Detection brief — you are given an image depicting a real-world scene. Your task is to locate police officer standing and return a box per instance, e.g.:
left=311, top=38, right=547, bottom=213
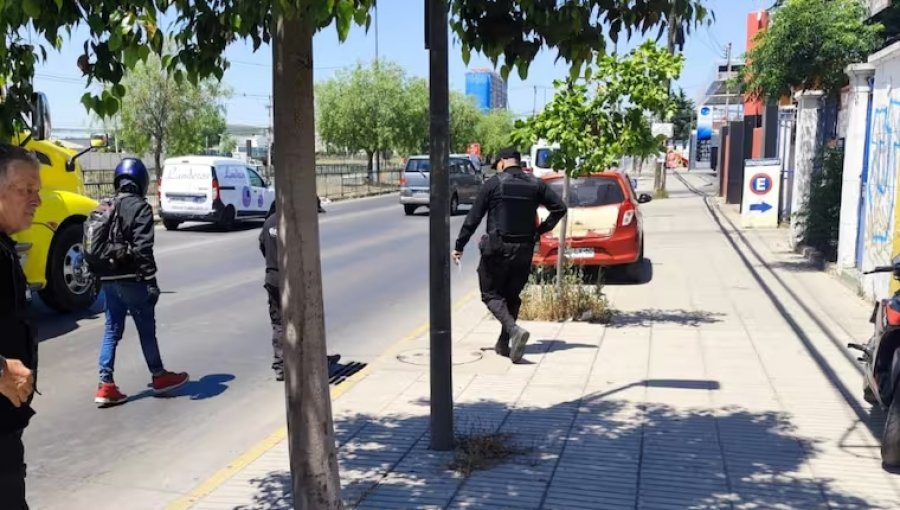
left=0, top=144, right=40, bottom=508
left=452, top=148, right=567, bottom=363
left=259, top=204, right=340, bottom=381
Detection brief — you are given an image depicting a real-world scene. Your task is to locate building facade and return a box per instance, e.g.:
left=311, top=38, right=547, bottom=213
left=465, top=69, right=508, bottom=112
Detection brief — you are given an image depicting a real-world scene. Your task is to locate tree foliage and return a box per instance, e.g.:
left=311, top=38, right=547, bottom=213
left=513, top=41, right=684, bottom=177
left=743, top=0, right=882, bottom=99
left=315, top=61, right=407, bottom=167
left=449, top=92, right=481, bottom=153
left=316, top=61, right=508, bottom=157
left=475, top=108, right=516, bottom=159
left=451, top=0, right=710, bottom=81
left=115, top=53, right=229, bottom=177
left=671, top=88, right=695, bottom=143
left=0, top=1, right=710, bottom=141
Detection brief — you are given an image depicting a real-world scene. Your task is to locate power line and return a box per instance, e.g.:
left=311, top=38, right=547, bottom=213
left=228, top=59, right=351, bottom=71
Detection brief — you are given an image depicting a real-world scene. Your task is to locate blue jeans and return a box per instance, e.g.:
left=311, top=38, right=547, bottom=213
left=98, top=281, right=165, bottom=383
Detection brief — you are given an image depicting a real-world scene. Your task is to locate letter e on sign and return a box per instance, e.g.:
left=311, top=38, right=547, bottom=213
left=749, top=173, right=772, bottom=196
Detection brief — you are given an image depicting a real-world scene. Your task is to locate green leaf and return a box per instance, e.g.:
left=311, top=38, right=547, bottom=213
left=104, top=95, right=119, bottom=117
left=109, top=32, right=122, bottom=52
left=336, top=0, right=353, bottom=41
left=517, top=60, right=528, bottom=81
left=113, top=83, right=126, bottom=97
left=124, top=46, right=139, bottom=69
left=22, top=0, right=41, bottom=18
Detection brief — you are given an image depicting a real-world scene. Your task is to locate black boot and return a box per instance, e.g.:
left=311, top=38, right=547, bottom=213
left=494, top=340, right=510, bottom=357
left=509, top=326, right=531, bottom=363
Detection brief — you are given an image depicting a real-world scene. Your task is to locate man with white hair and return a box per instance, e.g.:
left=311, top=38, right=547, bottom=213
left=0, top=143, right=40, bottom=509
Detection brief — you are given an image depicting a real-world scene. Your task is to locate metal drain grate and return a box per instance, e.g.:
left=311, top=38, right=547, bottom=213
left=329, top=361, right=367, bottom=387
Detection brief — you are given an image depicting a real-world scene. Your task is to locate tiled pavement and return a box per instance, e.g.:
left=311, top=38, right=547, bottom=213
left=176, top=173, right=900, bottom=510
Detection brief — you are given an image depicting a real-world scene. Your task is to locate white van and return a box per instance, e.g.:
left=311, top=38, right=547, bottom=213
left=158, top=156, right=275, bottom=230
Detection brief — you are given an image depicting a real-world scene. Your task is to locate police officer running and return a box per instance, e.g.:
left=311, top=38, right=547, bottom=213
left=259, top=204, right=340, bottom=381
left=452, top=147, right=567, bottom=363
left=0, top=144, right=40, bottom=508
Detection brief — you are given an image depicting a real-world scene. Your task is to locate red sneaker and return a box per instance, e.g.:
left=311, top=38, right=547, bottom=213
left=152, top=371, right=189, bottom=394
left=95, top=383, right=128, bottom=407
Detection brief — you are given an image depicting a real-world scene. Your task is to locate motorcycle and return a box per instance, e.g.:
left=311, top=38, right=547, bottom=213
left=849, top=257, right=900, bottom=466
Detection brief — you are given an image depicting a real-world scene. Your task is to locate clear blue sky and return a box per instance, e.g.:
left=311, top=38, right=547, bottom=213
left=33, top=0, right=770, bottom=130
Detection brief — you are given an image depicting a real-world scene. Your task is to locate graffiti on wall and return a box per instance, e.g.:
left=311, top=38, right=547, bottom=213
left=864, top=98, right=900, bottom=269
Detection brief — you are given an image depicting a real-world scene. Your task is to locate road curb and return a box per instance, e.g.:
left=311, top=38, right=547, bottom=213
left=164, top=290, right=478, bottom=510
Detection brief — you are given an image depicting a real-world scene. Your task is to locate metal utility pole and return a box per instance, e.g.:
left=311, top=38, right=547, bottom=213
left=724, top=43, right=732, bottom=123
left=426, top=0, right=454, bottom=452
left=532, top=86, right=537, bottom=117
left=374, top=1, right=381, bottom=182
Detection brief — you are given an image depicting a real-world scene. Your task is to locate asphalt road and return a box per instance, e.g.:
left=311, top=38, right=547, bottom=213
left=23, top=194, right=483, bottom=510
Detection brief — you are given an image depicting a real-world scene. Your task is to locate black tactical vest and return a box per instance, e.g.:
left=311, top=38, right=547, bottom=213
left=495, top=171, right=541, bottom=239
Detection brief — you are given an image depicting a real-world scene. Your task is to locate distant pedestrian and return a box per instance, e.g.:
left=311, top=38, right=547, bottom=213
left=0, top=144, right=41, bottom=508
left=452, top=147, right=567, bottom=363
left=259, top=204, right=339, bottom=381
left=90, top=158, right=189, bottom=407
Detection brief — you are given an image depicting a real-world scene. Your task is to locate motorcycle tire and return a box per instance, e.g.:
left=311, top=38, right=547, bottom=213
left=883, top=354, right=900, bottom=467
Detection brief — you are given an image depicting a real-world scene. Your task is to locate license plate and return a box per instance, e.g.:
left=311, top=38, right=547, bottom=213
left=565, top=248, right=594, bottom=259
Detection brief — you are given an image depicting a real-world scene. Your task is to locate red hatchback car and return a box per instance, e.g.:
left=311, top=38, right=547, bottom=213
left=532, top=170, right=652, bottom=281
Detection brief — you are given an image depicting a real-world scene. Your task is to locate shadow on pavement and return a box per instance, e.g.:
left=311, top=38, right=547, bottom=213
left=609, top=308, right=726, bottom=328
left=126, top=373, right=236, bottom=403
left=30, top=293, right=105, bottom=343
left=171, top=221, right=264, bottom=233
left=523, top=339, right=597, bottom=355
left=229, top=378, right=879, bottom=510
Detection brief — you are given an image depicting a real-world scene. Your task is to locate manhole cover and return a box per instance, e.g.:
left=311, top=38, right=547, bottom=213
left=396, top=348, right=483, bottom=366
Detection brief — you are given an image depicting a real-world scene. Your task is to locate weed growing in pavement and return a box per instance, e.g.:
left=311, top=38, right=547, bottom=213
left=448, top=431, right=527, bottom=476
left=519, top=265, right=614, bottom=323
left=653, top=188, right=669, bottom=199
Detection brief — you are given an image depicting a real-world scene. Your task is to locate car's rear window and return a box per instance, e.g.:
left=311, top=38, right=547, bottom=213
left=548, top=176, right=625, bottom=207
left=535, top=148, right=555, bottom=168
left=405, top=158, right=470, bottom=172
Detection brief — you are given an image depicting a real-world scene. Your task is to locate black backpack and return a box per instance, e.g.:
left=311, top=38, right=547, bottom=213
left=83, top=197, right=129, bottom=276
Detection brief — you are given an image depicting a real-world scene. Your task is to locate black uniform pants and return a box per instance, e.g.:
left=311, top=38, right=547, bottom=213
left=0, top=430, right=28, bottom=509
left=265, top=284, right=284, bottom=374
left=477, top=239, right=534, bottom=347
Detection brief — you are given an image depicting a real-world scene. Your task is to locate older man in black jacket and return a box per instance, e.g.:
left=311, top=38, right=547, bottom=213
left=0, top=144, right=40, bottom=509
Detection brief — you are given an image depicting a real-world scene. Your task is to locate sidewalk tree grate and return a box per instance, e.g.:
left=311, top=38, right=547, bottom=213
left=396, top=348, right=483, bottom=366
left=329, top=361, right=367, bottom=386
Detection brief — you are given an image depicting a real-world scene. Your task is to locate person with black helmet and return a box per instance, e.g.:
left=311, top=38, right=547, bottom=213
left=452, top=147, right=567, bottom=363
left=93, top=158, right=189, bottom=407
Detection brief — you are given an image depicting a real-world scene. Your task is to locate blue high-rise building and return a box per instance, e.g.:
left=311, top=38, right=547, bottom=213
left=465, top=69, right=507, bottom=112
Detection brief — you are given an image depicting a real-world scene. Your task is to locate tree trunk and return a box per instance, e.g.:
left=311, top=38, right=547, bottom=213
left=272, top=11, right=342, bottom=510
left=366, top=150, right=374, bottom=183
left=154, top=141, right=163, bottom=183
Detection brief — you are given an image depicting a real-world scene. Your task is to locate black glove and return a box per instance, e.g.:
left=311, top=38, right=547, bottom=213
left=147, top=279, right=161, bottom=306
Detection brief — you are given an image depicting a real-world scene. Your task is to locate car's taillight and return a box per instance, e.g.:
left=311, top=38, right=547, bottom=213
left=212, top=178, right=221, bottom=201
left=620, top=203, right=636, bottom=227
left=400, top=174, right=407, bottom=186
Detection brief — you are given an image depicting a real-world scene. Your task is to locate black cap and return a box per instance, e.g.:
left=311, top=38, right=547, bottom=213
left=493, top=147, right=521, bottom=169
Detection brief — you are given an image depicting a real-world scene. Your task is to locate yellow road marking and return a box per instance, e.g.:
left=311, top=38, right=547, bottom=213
left=165, top=290, right=478, bottom=510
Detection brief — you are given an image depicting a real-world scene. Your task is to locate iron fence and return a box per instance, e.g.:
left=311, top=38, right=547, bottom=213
left=82, top=159, right=404, bottom=205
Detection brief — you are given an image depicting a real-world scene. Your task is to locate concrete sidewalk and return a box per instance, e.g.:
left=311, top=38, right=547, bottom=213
left=172, top=173, right=900, bottom=510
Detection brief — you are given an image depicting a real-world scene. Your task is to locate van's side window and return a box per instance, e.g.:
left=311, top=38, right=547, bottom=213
left=247, top=168, right=266, bottom=187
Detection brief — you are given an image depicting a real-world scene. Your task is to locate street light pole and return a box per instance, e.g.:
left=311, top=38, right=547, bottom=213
left=427, top=0, right=454, bottom=451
